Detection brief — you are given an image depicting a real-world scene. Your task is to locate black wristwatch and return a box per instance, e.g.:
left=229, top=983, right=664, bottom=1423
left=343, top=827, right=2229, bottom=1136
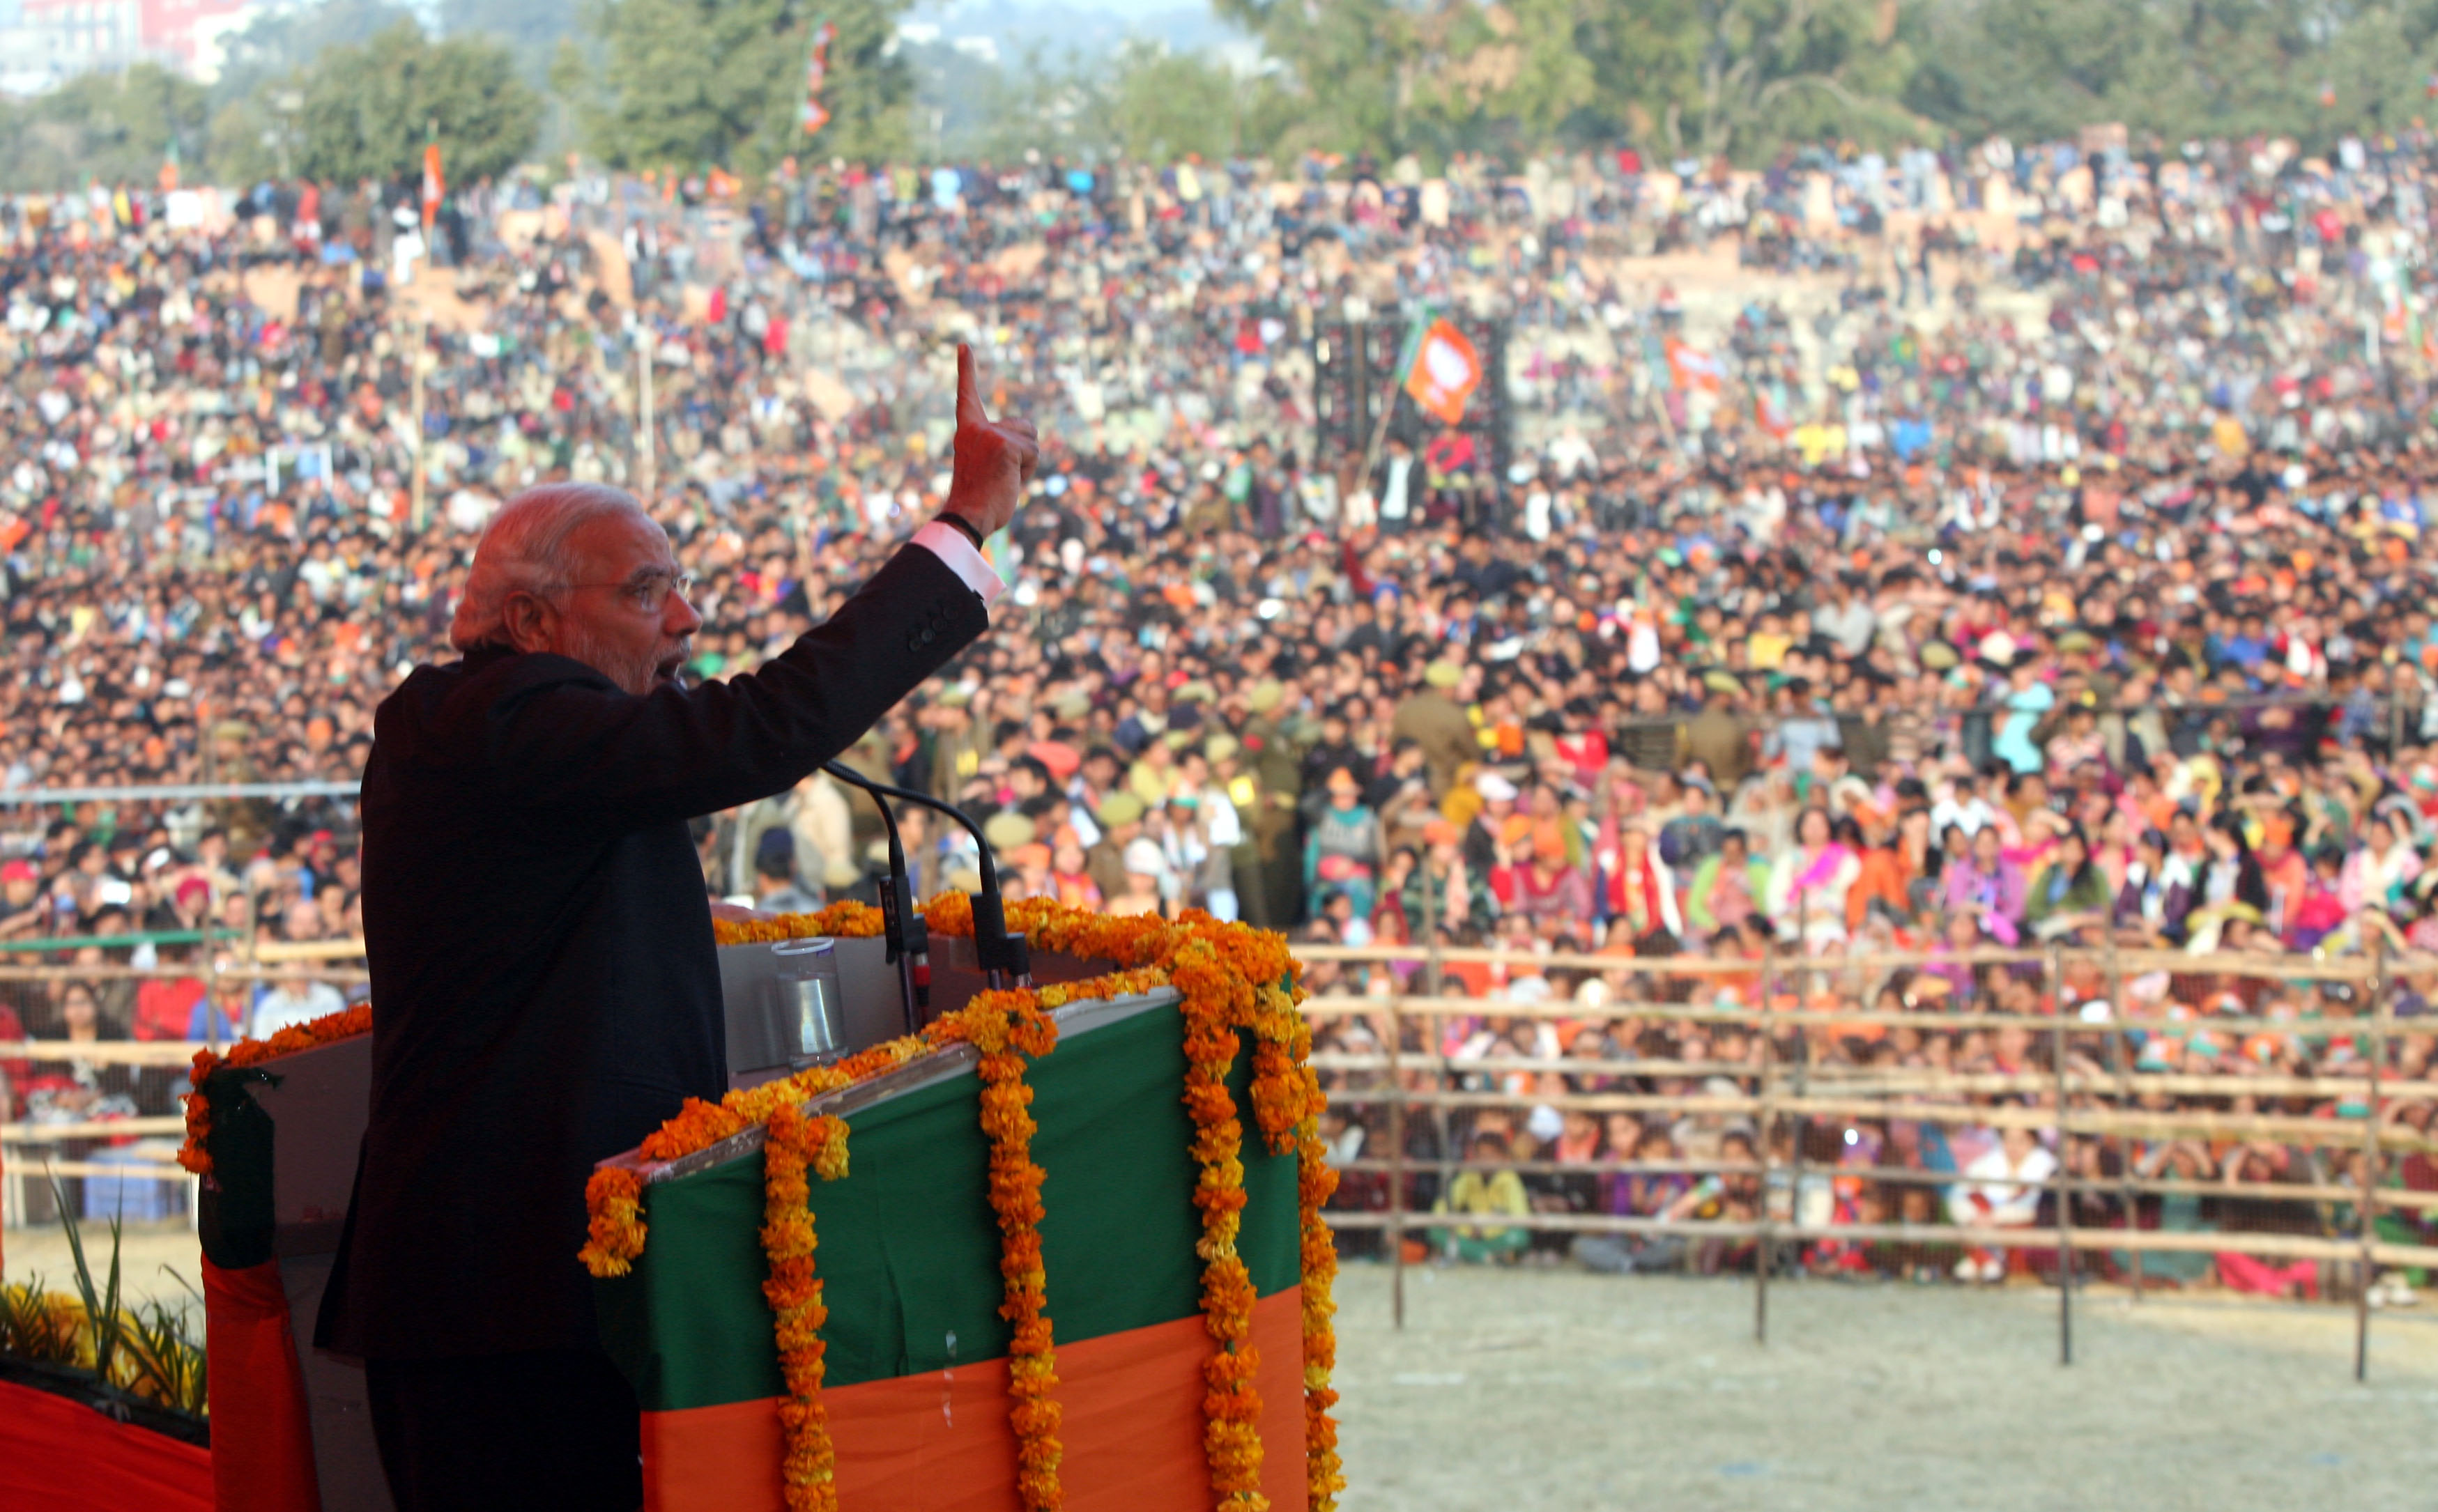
left=937, top=512, right=987, bottom=549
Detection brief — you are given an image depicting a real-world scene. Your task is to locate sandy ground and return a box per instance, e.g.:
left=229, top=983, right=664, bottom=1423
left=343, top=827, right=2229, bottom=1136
left=1331, top=1265, right=2438, bottom=1512
left=14, top=1224, right=2433, bottom=1512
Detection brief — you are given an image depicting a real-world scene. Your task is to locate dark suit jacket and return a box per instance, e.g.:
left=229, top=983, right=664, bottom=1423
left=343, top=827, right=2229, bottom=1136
left=316, top=543, right=988, bottom=1359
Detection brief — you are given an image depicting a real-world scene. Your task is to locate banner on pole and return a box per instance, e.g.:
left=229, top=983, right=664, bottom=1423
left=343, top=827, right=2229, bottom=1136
left=1402, top=317, right=1481, bottom=426
left=799, top=20, right=838, bottom=136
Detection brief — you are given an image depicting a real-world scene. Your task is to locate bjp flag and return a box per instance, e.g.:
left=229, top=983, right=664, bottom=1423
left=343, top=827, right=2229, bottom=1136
left=422, top=141, right=445, bottom=230
left=1403, top=318, right=1482, bottom=426
left=1664, top=335, right=1724, bottom=394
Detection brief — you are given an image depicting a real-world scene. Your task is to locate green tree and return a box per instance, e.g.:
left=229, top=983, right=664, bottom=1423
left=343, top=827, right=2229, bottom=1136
left=293, top=22, right=542, bottom=185
left=560, top=0, right=910, bottom=173
left=1215, top=0, right=1424, bottom=160
left=1904, top=0, right=2438, bottom=148
left=0, top=63, right=213, bottom=190
left=1103, top=41, right=1249, bottom=163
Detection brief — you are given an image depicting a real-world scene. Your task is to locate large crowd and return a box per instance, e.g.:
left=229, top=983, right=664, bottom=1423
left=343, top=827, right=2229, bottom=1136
left=3, top=132, right=2438, bottom=1292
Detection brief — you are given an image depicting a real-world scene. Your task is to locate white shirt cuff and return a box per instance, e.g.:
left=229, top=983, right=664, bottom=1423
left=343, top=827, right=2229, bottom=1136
left=911, top=520, right=1004, bottom=604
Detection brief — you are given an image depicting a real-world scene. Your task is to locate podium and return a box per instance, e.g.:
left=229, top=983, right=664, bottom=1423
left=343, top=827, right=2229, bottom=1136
left=198, top=924, right=1321, bottom=1511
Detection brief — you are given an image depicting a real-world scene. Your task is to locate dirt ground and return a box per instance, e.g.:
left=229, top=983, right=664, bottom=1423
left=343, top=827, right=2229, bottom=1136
left=1330, top=1264, right=2438, bottom=1512
left=14, top=1225, right=2437, bottom=1511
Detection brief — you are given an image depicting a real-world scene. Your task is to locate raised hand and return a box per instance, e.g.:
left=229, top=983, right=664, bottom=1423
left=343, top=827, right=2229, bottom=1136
left=944, top=341, right=1039, bottom=541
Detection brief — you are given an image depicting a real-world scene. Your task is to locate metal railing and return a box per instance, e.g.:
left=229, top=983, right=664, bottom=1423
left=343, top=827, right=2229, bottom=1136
left=1299, top=928, right=2436, bottom=1379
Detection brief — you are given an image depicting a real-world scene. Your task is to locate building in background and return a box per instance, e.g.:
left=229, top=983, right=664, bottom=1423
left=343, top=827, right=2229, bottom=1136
left=0, top=0, right=263, bottom=92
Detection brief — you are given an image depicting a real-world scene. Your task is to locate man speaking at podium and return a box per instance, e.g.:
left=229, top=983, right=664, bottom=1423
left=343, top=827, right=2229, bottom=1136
left=318, top=347, right=1037, bottom=1511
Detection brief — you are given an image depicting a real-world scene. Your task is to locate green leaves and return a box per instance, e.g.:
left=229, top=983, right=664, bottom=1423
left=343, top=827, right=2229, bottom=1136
left=9, top=1171, right=212, bottom=1420
left=293, top=21, right=542, bottom=186
left=562, top=0, right=911, bottom=173
left=0, top=63, right=210, bottom=191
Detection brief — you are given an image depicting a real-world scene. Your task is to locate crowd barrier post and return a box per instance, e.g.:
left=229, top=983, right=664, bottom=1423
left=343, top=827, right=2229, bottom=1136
left=2357, top=934, right=2389, bottom=1382
left=1387, top=985, right=1407, bottom=1332
left=1790, top=897, right=1814, bottom=1294
left=1422, top=870, right=1452, bottom=1274
left=2049, top=941, right=2073, bottom=1366
left=1754, top=936, right=1777, bottom=1345
left=2107, top=936, right=2140, bottom=1302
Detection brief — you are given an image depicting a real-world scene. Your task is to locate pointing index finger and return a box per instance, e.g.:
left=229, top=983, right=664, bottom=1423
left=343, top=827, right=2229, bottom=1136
left=956, top=341, right=984, bottom=426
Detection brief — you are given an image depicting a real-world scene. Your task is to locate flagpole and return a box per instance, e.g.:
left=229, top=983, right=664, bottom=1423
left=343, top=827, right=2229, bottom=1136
left=1360, top=309, right=1429, bottom=491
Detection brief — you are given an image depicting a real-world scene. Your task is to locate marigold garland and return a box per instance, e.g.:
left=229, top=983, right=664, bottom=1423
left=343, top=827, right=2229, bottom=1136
left=762, top=1105, right=851, bottom=1512
left=592, top=896, right=1343, bottom=1511
left=936, top=987, right=1066, bottom=1511
left=577, top=1168, right=649, bottom=1279
left=176, top=1001, right=376, bottom=1175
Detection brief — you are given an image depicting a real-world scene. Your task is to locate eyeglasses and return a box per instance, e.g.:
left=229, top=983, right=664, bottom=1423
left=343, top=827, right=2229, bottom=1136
left=566, top=571, right=695, bottom=615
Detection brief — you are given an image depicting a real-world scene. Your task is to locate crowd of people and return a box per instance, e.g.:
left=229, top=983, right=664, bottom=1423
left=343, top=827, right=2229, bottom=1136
left=3, top=130, right=2438, bottom=1290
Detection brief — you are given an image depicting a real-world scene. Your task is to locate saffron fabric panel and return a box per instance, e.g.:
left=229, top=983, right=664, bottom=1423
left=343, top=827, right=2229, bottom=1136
left=201, top=1256, right=323, bottom=1512
left=636, top=1288, right=1308, bottom=1512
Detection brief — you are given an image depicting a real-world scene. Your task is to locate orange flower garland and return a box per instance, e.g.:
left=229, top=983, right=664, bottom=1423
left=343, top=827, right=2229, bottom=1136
left=936, top=987, right=1065, bottom=1511
left=762, top=1105, right=851, bottom=1512
left=577, top=1168, right=648, bottom=1278
left=588, top=897, right=1343, bottom=1510
left=1174, top=935, right=1266, bottom=1510
left=177, top=1001, right=376, bottom=1175
left=716, top=900, right=885, bottom=946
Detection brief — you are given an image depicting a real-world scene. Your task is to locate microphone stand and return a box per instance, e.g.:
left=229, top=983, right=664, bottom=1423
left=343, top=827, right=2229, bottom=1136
left=821, top=762, right=927, bottom=1032
left=822, top=761, right=1031, bottom=991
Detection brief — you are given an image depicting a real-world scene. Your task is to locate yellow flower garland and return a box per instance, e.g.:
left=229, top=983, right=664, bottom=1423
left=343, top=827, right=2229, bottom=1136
left=585, top=896, right=1342, bottom=1510
left=937, top=987, right=1065, bottom=1511
left=762, top=1105, right=850, bottom=1512
left=166, top=896, right=1343, bottom=1509
left=577, top=1167, right=648, bottom=1278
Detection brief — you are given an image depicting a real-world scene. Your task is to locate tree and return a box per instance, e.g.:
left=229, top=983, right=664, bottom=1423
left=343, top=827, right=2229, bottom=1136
left=0, top=63, right=213, bottom=191
left=1213, top=0, right=1424, bottom=160
left=561, top=0, right=910, bottom=173
left=444, top=0, right=579, bottom=82
left=1103, top=41, right=1249, bottom=163
left=293, top=22, right=542, bottom=185
left=1904, top=0, right=2438, bottom=147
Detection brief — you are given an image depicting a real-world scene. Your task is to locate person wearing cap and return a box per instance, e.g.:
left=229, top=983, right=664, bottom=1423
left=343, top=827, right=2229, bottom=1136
left=319, top=346, right=1038, bottom=1512
left=1303, top=767, right=1382, bottom=921
left=1684, top=683, right=1755, bottom=792
left=0, top=858, right=44, bottom=941
left=1084, top=792, right=1146, bottom=904
left=1462, top=769, right=1521, bottom=877
left=749, top=828, right=819, bottom=915
left=1390, top=661, right=1478, bottom=796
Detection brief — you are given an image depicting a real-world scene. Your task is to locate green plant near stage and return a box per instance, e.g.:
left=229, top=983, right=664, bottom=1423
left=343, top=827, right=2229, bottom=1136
left=0, top=1175, right=209, bottom=1419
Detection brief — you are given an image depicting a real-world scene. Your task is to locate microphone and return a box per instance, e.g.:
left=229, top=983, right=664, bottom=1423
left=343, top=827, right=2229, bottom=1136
left=819, top=761, right=928, bottom=1033
left=821, top=761, right=1031, bottom=989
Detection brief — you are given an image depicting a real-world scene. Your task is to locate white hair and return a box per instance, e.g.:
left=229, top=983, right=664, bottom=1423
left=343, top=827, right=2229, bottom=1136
left=450, top=484, right=647, bottom=651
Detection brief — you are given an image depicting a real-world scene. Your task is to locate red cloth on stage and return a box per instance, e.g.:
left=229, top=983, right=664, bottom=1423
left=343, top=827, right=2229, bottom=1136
left=204, top=1256, right=324, bottom=1512
left=0, top=1378, right=210, bottom=1511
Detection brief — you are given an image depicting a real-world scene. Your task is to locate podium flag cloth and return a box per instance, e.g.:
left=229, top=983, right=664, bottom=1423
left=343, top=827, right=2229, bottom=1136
left=0, top=1378, right=211, bottom=1511
left=204, top=1256, right=324, bottom=1512
left=597, top=995, right=1310, bottom=1511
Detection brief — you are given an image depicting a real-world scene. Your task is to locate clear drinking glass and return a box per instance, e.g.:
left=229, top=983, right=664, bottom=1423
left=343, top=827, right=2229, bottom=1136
left=772, top=936, right=845, bottom=1062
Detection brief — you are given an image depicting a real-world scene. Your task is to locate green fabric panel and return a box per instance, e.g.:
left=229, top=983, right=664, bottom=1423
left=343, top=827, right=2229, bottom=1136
left=597, top=998, right=1303, bottom=1414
